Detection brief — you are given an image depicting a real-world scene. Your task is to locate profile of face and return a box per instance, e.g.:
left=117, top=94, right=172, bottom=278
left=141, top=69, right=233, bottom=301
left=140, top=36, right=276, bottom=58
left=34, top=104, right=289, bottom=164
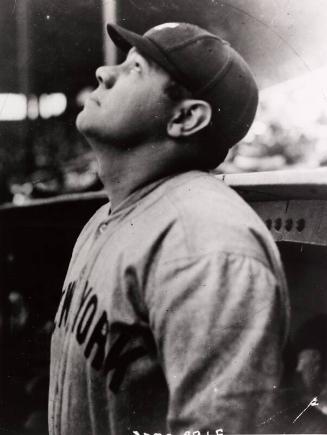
left=76, top=48, right=174, bottom=146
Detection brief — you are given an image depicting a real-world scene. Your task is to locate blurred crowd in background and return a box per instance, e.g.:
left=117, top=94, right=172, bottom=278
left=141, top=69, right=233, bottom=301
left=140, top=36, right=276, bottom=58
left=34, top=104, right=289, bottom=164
left=1, top=64, right=326, bottom=206
left=0, top=65, right=327, bottom=205
left=1, top=0, right=326, bottom=206
left=221, top=67, right=327, bottom=174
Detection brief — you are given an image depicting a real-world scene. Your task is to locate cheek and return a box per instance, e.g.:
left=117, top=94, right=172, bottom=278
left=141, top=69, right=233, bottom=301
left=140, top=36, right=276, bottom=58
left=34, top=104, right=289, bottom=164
left=77, top=83, right=172, bottom=142
left=121, top=96, right=170, bottom=132
left=144, top=95, right=173, bottom=126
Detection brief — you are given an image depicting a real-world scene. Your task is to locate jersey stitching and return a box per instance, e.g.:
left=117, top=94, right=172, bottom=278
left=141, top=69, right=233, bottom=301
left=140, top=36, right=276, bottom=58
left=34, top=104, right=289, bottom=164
left=161, top=249, right=275, bottom=276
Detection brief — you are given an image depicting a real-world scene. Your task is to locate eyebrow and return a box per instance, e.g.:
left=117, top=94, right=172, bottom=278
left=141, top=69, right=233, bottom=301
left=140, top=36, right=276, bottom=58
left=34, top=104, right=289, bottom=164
left=127, top=47, right=143, bottom=60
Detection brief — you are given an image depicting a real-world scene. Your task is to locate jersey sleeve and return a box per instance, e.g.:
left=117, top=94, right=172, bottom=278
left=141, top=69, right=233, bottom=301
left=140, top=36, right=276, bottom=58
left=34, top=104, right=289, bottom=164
left=146, top=252, right=287, bottom=434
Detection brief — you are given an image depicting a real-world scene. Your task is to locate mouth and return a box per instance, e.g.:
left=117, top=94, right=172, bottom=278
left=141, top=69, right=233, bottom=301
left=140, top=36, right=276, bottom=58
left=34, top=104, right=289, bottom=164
left=85, top=93, right=100, bottom=107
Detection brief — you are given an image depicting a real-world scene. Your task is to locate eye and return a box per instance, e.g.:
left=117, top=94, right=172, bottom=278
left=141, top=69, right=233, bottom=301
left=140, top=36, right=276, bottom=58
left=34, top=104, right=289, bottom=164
left=132, top=61, right=142, bottom=72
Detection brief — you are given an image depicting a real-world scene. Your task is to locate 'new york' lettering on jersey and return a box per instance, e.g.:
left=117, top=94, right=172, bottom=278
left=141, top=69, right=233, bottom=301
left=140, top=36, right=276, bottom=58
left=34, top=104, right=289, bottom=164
left=55, top=279, right=148, bottom=393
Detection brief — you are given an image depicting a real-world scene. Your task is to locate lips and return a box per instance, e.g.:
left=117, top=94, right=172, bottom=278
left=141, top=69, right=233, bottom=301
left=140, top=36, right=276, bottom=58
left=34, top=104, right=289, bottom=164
left=86, top=94, right=100, bottom=106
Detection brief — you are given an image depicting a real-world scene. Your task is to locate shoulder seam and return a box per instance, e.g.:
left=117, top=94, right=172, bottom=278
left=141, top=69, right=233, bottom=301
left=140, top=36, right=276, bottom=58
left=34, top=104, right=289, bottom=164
left=164, top=194, right=193, bottom=254
left=161, top=249, right=275, bottom=275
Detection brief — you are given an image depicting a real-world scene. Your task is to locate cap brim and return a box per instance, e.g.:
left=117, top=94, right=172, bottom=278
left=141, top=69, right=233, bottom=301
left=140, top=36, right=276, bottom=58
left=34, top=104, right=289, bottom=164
left=107, top=24, right=145, bottom=53
left=106, top=24, right=185, bottom=84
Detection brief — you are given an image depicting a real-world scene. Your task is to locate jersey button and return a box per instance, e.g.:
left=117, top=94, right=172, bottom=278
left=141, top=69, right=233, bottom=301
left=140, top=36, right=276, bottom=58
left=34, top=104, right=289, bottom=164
left=98, top=222, right=108, bottom=234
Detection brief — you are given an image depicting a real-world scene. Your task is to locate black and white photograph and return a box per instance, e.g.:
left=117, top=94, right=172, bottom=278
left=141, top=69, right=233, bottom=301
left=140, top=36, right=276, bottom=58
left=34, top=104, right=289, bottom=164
left=1, top=1, right=327, bottom=434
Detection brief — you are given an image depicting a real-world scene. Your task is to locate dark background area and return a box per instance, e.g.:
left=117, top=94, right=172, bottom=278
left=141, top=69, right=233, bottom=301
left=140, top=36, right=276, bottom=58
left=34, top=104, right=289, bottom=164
left=0, top=0, right=103, bottom=95
left=0, top=195, right=107, bottom=433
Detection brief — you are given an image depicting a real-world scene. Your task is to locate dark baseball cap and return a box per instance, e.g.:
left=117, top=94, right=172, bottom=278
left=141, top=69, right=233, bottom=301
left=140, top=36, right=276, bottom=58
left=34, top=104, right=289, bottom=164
left=107, top=22, right=258, bottom=149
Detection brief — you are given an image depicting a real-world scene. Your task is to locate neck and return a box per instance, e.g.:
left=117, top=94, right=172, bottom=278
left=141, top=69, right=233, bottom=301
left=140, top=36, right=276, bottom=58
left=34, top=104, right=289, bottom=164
left=91, top=139, right=184, bottom=210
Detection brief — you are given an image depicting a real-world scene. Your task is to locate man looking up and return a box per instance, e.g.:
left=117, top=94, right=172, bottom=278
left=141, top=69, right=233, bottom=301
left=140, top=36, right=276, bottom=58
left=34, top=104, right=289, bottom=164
left=49, top=22, right=289, bottom=434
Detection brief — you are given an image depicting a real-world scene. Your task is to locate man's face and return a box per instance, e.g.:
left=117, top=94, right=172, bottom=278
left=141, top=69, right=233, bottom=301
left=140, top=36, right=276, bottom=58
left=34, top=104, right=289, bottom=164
left=76, top=48, right=174, bottom=146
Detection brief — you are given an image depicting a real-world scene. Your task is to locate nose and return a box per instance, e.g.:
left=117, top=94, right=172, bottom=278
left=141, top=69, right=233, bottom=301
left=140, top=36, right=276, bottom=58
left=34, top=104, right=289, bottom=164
left=95, top=66, right=117, bottom=88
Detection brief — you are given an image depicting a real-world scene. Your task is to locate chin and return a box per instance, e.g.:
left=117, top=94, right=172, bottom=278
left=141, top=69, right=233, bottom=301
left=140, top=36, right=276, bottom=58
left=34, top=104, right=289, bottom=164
left=76, top=109, right=86, bottom=132
left=76, top=113, right=104, bottom=146
left=76, top=110, right=94, bottom=137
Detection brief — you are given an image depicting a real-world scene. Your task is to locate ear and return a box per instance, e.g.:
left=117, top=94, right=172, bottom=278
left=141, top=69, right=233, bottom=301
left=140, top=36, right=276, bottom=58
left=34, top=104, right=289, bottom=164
left=167, top=99, right=212, bottom=138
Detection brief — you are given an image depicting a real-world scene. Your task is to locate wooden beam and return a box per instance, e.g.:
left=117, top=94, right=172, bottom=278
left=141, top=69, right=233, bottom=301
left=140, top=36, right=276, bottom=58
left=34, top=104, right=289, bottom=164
left=102, top=0, right=117, bottom=65
left=217, top=168, right=327, bottom=200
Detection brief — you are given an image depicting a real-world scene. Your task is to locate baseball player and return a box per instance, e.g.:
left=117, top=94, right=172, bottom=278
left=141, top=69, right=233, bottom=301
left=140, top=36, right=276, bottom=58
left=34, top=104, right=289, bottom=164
left=49, top=22, right=289, bottom=434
